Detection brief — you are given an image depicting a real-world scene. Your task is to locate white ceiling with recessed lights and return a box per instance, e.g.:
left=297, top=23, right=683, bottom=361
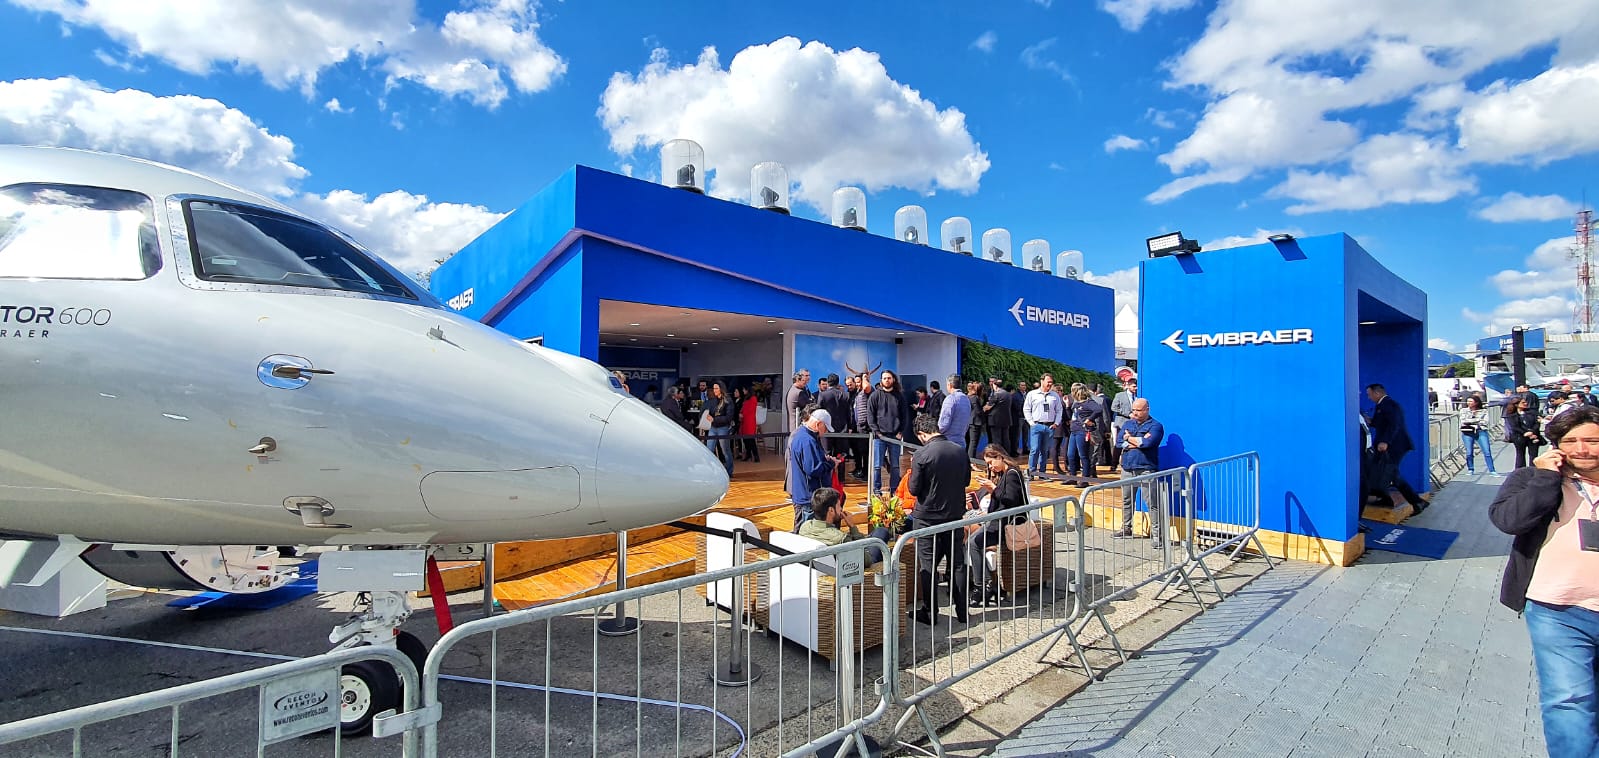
left=597, top=300, right=924, bottom=349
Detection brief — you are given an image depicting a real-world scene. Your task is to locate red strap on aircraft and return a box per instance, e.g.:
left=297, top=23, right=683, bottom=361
left=425, top=556, right=454, bottom=635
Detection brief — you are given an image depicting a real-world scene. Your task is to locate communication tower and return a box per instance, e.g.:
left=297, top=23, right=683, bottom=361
left=1576, top=208, right=1595, bottom=332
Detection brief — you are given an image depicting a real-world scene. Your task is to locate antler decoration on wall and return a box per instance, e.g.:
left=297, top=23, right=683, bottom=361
left=844, top=361, right=884, bottom=378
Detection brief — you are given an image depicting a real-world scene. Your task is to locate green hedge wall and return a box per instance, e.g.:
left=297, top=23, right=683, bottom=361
left=960, top=340, right=1120, bottom=390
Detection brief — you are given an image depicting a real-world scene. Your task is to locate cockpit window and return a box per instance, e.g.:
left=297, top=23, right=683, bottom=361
left=185, top=200, right=416, bottom=299
left=0, top=183, right=159, bottom=280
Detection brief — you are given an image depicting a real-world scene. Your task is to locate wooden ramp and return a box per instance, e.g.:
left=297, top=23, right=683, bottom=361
left=431, top=455, right=1122, bottom=611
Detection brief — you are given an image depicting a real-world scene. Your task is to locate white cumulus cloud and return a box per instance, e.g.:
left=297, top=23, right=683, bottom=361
left=1142, top=0, right=1599, bottom=209
left=9, top=0, right=565, bottom=108
left=1476, top=192, right=1582, bottom=223
left=0, top=76, right=307, bottom=196
left=1099, top=0, right=1199, bottom=31
left=1085, top=265, right=1139, bottom=316
left=597, top=38, right=990, bottom=212
left=1271, top=133, right=1476, bottom=214
left=1200, top=227, right=1306, bottom=252
left=1457, top=61, right=1599, bottom=166
left=1103, top=135, right=1147, bottom=154
left=294, top=190, right=505, bottom=280
left=1429, top=338, right=1457, bottom=352
left=972, top=31, right=997, bottom=53
left=0, top=76, right=504, bottom=282
left=1475, top=235, right=1583, bottom=335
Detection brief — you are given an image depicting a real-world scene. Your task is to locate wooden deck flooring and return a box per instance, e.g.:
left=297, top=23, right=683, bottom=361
left=437, top=453, right=1116, bottom=611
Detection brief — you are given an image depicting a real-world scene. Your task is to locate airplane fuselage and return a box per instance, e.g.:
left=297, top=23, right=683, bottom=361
left=0, top=146, right=728, bottom=548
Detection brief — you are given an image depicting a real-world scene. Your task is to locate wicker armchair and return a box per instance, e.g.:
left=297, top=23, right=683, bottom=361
left=991, top=518, right=1055, bottom=594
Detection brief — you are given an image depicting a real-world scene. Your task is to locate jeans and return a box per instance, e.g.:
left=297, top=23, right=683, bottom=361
left=871, top=437, right=902, bottom=495
left=1028, top=423, right=1053, bottom=473
left=1525, top=600, right=1599, bottom=756
left=1066, top=433, right=1097, bottom=478
left=1463, top=429, right=1496, bottom=473
left=706, top=425, right=734, bottom=476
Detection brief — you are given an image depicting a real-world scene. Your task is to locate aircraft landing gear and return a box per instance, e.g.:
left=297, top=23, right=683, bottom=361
left=329, top=590, right=424, bottom=735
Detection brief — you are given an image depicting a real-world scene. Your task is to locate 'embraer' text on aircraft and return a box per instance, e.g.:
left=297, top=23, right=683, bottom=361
left=1160, top=328, right=1313, bottom=353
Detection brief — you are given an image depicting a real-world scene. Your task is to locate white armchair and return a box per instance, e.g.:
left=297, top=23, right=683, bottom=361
left=760, top=530, right=904, bottom=662
left=697, top=512, right=761, bottom=613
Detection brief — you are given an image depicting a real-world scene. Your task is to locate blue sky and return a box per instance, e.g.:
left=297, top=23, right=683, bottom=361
left=1, top=0, right=1595, bottom=354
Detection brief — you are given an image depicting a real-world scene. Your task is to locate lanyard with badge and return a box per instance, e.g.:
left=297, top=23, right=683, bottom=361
left=1573, top=477, right=1599, bottom=551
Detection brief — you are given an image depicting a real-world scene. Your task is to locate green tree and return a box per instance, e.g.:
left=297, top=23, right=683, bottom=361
left=960, top=340, right=1119, bottom=390
left=1448, top=360, right=1474, bottom=378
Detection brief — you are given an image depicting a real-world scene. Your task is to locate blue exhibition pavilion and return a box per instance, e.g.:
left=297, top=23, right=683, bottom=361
left=1140, top=233, right=1428, bottom=564
left=429, top=166, right=1114, bottom=408
left=432, top=165, right=1427, bottom=566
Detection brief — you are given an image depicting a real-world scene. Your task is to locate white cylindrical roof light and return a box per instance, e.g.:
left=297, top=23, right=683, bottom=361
left=941, top=216, right=973, bottom=255
left=894, top=205, right=929, bottom=245
left=1022, top=239, right=1050, bottom=273
left=750, top=161, right=789, bottom=214
left=1056, top=250, right=1084, bottom=280
left=832, top=187, right=866, bottom=231
left=982, top=228, right=1012, bottom=265
left=661, top=139, right=705, bottom=194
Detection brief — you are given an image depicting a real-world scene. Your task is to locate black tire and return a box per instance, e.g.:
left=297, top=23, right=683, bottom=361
left=339, top=660, right=399, bottom=736
left=394, top=631, right=428, bottom=683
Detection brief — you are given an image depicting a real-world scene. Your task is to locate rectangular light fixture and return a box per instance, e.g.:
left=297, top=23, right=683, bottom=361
left=1147, top=231, right=1200, bottom=257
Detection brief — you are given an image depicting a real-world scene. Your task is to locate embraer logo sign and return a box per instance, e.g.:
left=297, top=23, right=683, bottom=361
left=1008, top=297, right=1090, bottom=329
left=1161, top=328, right=1314, bottom=353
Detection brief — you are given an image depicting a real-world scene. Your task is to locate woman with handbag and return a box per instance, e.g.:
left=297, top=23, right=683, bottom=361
left=966, top=444, right=1030, bottom=606
left=1460, top=395, right=1499, bottom=475
left=704, top=381, right=735, bottom=476
left=1506, top=395, right=1545, bottom=469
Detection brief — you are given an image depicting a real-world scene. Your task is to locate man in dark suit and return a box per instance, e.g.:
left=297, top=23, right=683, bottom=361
left=1367, top=383, right=1429, bottom=513
left=986, top=376, right=1015, bottom=456
left=907, top=413, right=973, bottom=625
left=817, top=373, right=852, bottom=459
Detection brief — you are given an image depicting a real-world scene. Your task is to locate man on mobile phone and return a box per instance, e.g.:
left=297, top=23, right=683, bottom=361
left=1491, top=404, right=1599, bottom=756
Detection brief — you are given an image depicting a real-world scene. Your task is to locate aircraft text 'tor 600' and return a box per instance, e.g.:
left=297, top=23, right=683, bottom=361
left=0, top=306, right=112, bottom=326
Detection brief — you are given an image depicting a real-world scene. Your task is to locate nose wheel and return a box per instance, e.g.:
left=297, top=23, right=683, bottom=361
left=331, top=589, right=429, bottom=736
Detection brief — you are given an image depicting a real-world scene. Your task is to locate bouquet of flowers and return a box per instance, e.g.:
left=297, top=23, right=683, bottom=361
left=867, top=493, right=907, bottom=533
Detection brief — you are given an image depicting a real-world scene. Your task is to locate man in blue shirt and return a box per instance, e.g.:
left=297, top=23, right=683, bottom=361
left=937, top=372, right=972, bottom=446
left=788, top=406, right=838, bottom=530
left=1115, top=398, right=1167, bottom=543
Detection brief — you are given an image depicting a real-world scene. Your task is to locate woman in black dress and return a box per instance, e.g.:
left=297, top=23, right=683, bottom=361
left=1504, top=395, right=1543, bottom=469
left=967, top=444, right=1028, bottom=605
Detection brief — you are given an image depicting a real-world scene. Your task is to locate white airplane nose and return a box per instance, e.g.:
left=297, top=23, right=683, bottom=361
left=595, top=398, right=730, bottom=528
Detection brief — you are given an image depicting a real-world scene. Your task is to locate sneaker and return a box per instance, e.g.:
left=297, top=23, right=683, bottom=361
left=1113, top=530, right=1135, bottom=538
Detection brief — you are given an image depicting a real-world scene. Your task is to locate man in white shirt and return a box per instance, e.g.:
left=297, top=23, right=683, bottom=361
left=1023, top=374, right=1065, bottom=479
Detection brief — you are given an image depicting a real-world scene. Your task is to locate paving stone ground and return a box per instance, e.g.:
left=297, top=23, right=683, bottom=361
left=992, top=447, right=1546, bottom=758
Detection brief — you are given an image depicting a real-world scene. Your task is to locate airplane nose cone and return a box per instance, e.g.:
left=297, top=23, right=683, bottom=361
left=595, top=398, right=730, bottom=528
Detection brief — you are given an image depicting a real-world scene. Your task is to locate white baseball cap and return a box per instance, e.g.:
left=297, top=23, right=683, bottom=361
left=809, top=409, right=832, bottom=426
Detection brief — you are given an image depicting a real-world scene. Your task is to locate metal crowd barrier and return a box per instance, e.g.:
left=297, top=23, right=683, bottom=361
left=417, top=536, right=893, bottom=758
left=0, top=644, right=422, bottom=757
left=884, top=495, right=1089, bottom=756
left=1181, top=452, right=1274, bottom=603
left=1071, top=469, right=1206, bottom=659
left=2, top=449, right=1269, bottom=757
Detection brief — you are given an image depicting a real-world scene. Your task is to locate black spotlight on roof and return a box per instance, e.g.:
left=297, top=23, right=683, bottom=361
left=1268, top=233, right=1296, bottom=243
left=1146, top=231, right=1200, bottom=258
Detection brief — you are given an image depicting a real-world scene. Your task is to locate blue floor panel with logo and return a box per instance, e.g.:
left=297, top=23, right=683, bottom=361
left=1359, top=520, right=1459, bottom=560
left=166, top=559, right=319, bottom=612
